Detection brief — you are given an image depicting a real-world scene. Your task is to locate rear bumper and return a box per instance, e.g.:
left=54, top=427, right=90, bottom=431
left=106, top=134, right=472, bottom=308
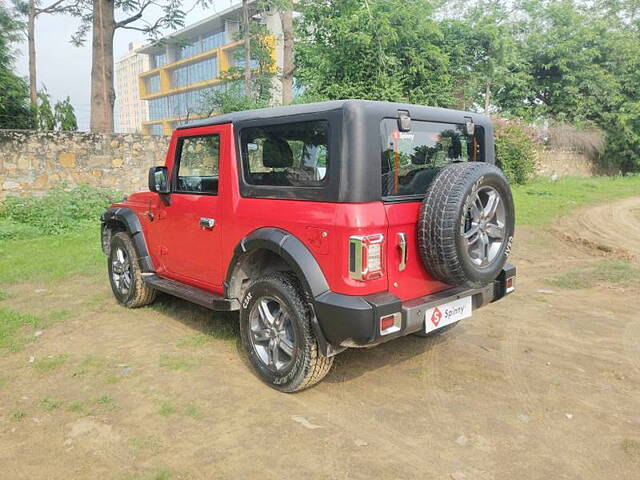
left=313, top=264, right=516, bottom=349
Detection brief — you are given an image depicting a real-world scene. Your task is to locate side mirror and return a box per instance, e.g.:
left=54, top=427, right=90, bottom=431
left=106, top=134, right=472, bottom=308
left=148, top=166, right=170, bottom=194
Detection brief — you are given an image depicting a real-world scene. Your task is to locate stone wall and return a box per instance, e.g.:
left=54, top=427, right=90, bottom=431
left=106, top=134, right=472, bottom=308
left=0, top=130, right=620, bottom=201
left=0, top=130, right=170, bottom=200
left=536, top=149, right=598, bottom=178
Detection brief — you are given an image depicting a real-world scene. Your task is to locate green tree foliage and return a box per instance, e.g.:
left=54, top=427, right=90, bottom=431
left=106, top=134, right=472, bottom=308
left=36, top=89, right=78, bottom=131
left=295, top=0, right=452, bottom=106
left=0, top=4, right=35, bottom=129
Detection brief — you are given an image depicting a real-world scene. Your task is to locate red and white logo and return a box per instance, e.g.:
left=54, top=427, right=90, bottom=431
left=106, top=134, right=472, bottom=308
left=431, top=307, right=442, bottom=327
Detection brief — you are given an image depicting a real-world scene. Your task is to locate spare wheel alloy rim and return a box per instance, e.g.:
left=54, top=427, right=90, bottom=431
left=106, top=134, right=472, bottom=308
left=462, top=186, right=506, bottom=267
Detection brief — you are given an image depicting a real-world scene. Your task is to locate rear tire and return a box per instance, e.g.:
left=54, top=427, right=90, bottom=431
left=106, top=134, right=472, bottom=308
left=108, top=232, right=156, bottom=308
left=239, top=272, right=333, bottom=393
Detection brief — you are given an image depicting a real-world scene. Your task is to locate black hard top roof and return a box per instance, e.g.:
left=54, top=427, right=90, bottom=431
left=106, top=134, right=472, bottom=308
left=177, top=99, right=491, bottom=130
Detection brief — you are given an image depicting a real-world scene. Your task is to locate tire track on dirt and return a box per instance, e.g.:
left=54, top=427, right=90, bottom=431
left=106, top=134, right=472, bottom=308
left=553, top=196, right=640, bottom=260
left=554, top=196, right=640, bottom=379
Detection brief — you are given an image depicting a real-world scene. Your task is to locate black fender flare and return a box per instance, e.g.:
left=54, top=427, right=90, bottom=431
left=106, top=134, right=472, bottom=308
left=225, top=227, right=330, bottom=299
left=100, top=207, right=154, bottom=272
left=226, top=228, right=343, bottom=356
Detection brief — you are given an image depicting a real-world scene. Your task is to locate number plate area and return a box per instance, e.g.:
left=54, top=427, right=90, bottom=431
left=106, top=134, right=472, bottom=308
left=424, top=296, right=472, bottom=333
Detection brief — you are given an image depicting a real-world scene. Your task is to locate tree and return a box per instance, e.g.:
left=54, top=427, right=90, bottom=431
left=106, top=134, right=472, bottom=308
left=0, top=2, right=35, bottom=129
left=295, top=0, right=453, bottom=106
left=276, top=0, right=294, bottom=104
left=36, top=88, right=79, bottom=131
left=242, top=0, right=252, bottom=97
left=70, top=0, right=201, bottom=133
left=13, top=0, right=80, bottom=108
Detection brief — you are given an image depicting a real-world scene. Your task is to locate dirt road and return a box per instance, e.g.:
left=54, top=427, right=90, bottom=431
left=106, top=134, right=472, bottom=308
left=1, top=198, right=640, bottom=479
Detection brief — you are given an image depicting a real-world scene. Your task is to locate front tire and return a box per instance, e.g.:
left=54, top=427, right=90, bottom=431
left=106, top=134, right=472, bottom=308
left=239, top=273, right=333, bottom=392
left=108, top=232, right=156, bottom=308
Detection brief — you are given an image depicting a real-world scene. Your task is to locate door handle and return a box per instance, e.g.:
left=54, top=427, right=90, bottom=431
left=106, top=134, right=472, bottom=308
left=199, top=217, right=215, bottom=229
left=397, top=232, right=407, bottom=272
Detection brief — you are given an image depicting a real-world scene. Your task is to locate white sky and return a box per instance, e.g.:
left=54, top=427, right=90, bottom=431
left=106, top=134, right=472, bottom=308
left=15, top=1, right=240, bottom=131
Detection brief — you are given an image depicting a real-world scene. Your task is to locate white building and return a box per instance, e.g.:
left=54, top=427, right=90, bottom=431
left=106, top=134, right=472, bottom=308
left=114, top=43, right=150, bottom=133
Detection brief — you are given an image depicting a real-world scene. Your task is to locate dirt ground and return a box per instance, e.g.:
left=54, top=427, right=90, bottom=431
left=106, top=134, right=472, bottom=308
left=1, top=197, right=640, bottom=480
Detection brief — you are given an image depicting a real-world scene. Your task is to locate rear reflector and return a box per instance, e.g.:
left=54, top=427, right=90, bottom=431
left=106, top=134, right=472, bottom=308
left=505, top=277, right=515, bottom=294
left=380, top=312, right=401, bottom=336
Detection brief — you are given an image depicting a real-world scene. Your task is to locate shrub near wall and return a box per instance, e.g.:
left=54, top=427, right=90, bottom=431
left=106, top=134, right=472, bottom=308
left=493, top=119, right=537, bottom=185
left=0, top=130, right=169, bottom=200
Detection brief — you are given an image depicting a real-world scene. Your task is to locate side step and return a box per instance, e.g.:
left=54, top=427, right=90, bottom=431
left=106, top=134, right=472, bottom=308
left=143, top=274, right=239, bottom=311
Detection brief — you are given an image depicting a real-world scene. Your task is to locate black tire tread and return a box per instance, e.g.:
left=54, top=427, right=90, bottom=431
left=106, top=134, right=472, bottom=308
left=243, top=272, right=333, bottom=393
left=418, top=163, right=510, bottom=287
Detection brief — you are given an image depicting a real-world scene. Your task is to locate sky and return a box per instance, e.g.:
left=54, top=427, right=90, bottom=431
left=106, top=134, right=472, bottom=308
left=15, top=1, right=241, bottom=131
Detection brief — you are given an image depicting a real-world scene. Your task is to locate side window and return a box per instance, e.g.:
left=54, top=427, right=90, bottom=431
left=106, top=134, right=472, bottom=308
left=175, top=135, right=220, bottom=194
left=240, top=120, right=329, bottom=187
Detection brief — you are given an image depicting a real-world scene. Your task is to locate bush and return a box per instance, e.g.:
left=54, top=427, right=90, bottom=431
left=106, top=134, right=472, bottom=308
left=494, top=119, right=537, bottom=185
left=0, top=184, right=121, bottom=236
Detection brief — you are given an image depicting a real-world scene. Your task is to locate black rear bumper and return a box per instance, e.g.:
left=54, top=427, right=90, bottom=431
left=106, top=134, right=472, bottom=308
left=312, top=264, right=516, bottom=349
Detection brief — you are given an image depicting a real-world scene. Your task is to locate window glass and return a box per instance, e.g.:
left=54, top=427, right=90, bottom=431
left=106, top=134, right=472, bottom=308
left=241, top=121, right=329, bottom=187
left=146, top=74, right=161, bottom=94
left=176, top=135, right=220, bottom=194
left=380, top=119, right=484, bottom=198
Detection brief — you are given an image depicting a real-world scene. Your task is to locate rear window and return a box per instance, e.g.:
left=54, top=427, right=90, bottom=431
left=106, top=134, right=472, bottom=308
left=381, top=119, right=484, bottom=199
left=240, top=120, right=329, bottom=187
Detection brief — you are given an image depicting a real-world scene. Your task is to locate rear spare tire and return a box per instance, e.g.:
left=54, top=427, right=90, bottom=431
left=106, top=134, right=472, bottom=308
left=418, top=163, right=514, bottom=288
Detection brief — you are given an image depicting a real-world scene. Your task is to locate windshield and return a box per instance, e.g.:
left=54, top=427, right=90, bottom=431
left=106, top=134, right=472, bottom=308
left=380, top=119, right=484, bottom=199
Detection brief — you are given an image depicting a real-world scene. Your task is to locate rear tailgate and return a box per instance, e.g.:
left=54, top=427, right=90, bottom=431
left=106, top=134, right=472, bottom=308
left=384, top=201, right=449, bottom=301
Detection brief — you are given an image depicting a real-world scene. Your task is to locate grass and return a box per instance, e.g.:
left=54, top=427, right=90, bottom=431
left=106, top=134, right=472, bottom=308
left=129, top=436, right=163, bottom=454
left=513, top=175, right=640, bottom=227
left=41, top=397, right=64, bottom=411
left=33, top=354, right=68, bottom=373
left=159, top=400, right=176, bottom=417
left=546, top=260, right=640, bottom=289
left=184, top=403, right=203, bottom=419
left=621, top=439, right=640, bottom=456
left=0, top=228, right=103, bottom=285
left=9, top=409, right=27, bottom=421
left=176, top=333, right=214, bottom=349
left=67, top=401, right=86, bottom=413
left=0, top=307, right=42, bottom=353
left=159, top=354, right=196, bottom=371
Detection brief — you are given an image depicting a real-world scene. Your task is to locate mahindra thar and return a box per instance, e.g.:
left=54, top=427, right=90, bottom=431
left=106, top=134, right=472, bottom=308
left=101, top=100, right=516, bottom=392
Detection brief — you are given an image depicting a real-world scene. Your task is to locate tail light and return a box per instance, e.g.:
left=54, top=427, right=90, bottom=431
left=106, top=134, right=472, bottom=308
left=349, top=234, right=384, bottom=281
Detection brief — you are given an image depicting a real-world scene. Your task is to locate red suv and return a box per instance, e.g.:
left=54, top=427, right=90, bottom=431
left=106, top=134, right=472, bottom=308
left=101, top=100, right=516, bottom=392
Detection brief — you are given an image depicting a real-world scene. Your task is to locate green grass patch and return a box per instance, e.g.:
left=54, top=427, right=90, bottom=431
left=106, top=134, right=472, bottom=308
left=159, top=354, right=196, bottom=371
left=184, top=403, right=203, bottom=419
left=41, top=397, right=64, bottom=411
left=546, top=260, right=640, bottom=289
left=9, top=409, right=27, bottom=421
left=159, top=400, right=176, bottom=417
left=129, top=435, right=163, bottom=454
left=0, top=307, right=43, bottom=353
left=0, top=228, right=103, bottom=285
left=621, top=439, right=640, bottom=456
left=0, top=184, right=121, bottom=236
left=0, top=289, right=11, bottom=301
left=513, top=175, right=640, bottom=227
left=176, top=333, right=214, bottom=349
left=33, top=354, right=68, bottom=373
left=67, top=401, right=86, bottom=413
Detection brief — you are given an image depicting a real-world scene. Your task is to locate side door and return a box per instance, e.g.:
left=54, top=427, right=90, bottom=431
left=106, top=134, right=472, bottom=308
left=153, top=125, right=228, bottom=290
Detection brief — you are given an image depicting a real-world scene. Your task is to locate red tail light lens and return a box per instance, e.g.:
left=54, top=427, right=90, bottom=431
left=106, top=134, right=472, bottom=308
left=349, top=234, right=384, bottom=281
